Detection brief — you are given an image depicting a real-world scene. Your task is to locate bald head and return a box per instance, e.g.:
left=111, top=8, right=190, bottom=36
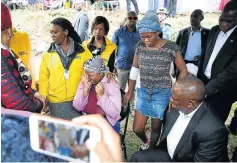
left=126, top=11, right=138, bottom=28
left=174, top=76, right=205, bottom=103
left=192, top=9, right=204, bottom=18
left=171, top=76, right=205, bottom=114
left=190, top=9, right=204, bottom=27
left=127, top=11, right=137, bottom=17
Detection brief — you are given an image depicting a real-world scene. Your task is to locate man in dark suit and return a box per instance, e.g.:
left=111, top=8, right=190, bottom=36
left=176, top=9, right=210, bottom=69
left=198, top=1, right=237, bottom=122
left=130, top=76, right=229, bottom=162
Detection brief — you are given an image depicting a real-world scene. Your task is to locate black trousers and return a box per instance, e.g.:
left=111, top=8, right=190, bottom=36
left=129, top=147, right=172, bottom=162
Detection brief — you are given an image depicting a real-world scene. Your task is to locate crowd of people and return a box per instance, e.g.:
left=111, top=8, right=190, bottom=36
left=1, top=0, right=237, bottom=162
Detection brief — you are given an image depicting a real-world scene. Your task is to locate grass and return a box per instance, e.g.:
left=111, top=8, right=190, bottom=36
left=10, top=9, right=236, bottom=161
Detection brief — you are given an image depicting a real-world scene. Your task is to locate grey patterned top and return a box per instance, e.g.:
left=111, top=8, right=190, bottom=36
left=136, top=40, right=179, bottom=89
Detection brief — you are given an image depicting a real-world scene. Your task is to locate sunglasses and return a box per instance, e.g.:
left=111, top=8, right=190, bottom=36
left=128, top=17, right=138, bottom=20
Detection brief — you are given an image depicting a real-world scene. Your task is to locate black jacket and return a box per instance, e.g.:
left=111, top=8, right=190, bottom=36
left=159, top=102, right=229, bottom=162
left=176, top=26, right=210, bottom=60
left=198, top=25, right=237, bottom=121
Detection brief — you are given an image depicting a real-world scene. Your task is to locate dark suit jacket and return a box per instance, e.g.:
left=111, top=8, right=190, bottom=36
left=159, top=102, right=229, bottom=162
left=198, top=25, right=237, bottom=121
left=176, top=26, right=210, bottom=60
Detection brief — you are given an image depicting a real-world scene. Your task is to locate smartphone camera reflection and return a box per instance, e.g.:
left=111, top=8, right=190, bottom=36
left=38, top=120, right=90, bottom=162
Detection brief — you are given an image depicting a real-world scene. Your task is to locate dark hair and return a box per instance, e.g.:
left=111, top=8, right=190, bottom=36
left=51, top=17, right=82, bottom=44
left=193, top=9, right=204, bottom=20
left=91, top=16, right=110, bottom=35
left=223, top=1, right=237, bottom=13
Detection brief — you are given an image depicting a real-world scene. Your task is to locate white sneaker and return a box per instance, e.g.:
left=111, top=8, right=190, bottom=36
left=140, top=140, right=150, bottom=150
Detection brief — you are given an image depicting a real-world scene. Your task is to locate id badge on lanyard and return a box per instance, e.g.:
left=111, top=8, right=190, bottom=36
left=64, top=70, right=70, bottom=80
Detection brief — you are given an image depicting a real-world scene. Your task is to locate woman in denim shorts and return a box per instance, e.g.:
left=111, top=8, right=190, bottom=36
left=124, top=10, right=187, bottom=150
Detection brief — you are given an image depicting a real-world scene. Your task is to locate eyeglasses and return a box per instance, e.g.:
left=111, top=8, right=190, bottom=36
left=128, top=17, right=138, bottom=20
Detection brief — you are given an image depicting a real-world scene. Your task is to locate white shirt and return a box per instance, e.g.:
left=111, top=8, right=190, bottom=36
left=167, top=103, right=202, bottom=159
left=204, top=25, right=237, bottom=79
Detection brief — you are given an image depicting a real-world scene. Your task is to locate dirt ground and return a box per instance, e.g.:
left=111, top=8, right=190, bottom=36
left=11, top=8, right=220, bottom=80
left=10, top=8, right=236, bottom=160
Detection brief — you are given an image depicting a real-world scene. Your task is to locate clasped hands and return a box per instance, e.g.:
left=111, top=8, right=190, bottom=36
left=81, top=74, right=104, bottom=98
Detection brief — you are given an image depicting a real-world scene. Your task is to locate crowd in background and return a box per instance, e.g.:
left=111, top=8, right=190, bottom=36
left=1, top=0, right=237, bottom=162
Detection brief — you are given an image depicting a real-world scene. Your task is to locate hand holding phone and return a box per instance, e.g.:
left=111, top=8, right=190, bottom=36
left=29, top=114, right=101, bottom=162
left=72, top=115, right=123, bottom=162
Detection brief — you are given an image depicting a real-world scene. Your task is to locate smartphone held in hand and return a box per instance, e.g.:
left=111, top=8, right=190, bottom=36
left=29, top=114, right=101, bottom=162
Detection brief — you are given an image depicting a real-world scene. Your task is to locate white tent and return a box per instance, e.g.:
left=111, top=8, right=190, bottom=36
left=119, top=0, right=221, bottom=13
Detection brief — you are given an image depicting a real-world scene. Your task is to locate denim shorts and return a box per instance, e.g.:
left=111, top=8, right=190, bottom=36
left=136, top=86, right=171, bottom=120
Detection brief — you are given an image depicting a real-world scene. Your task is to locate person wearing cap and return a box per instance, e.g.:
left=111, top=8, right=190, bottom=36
left=1, top=2, right=45, bottom=113
left=73, top=56, right=121, bottom=133
left=158, top=8, right=171, bottom=40
left=73, top=0, right=89, bottom=42
left=130, top=76, right=229, bottom=162
left=123, top=10, right=187, bottom=150
left=176, top=9, right=210, bottom=76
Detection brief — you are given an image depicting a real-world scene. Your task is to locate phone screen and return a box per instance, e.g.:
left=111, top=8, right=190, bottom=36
left=38, top=120, right=90, bottom=162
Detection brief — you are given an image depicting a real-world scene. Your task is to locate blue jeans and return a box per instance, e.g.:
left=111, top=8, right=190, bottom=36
left=148, top=0, right=159, bottom=12
left=57, top=146, right=71, bottom=157
left=166, top=0, right=177, bottom=16
left=136, top=86, right=171, bottom=120
left=164, top=0, right=167, bottom=8
left=126, top=0, right=139, bottom=14
left=106, top=119, right=120, bottom=133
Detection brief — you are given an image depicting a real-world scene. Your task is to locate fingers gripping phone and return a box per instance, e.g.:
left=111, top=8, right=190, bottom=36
left=29, top=114, right=101, bottom=162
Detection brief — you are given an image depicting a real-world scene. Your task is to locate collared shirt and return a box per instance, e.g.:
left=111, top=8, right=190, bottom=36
left=112, top=25, right=140, bottom=70
left=167, top=103, right=203, bottom=159
left=185, top=27, right=202, bottom=61
left=205, top=25, right=237, bottom=79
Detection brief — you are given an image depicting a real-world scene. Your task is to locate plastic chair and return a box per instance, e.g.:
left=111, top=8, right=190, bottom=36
left=119, top=89, right=130, bottom=160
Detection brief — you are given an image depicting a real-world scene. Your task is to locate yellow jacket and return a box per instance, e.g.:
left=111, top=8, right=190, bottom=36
left=39, top=42, right=92, bottom=103
left=83, top=37, right=117, bottom=67
left=10, top=29, right=36, bottom=89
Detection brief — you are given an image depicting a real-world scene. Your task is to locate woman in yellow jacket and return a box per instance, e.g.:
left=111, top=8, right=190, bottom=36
left=83, top=16, right=117, bottom=72
left=39, top=17, right=92, bottom=120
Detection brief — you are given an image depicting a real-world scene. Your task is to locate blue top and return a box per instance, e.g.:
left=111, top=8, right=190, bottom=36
left=74, top=12, right=89, bottom=42
left=112, top=26, right=140, bottom=70
left=162, top=23, right=172, bottom=40
left=185, top=31, right=202, bottom=61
